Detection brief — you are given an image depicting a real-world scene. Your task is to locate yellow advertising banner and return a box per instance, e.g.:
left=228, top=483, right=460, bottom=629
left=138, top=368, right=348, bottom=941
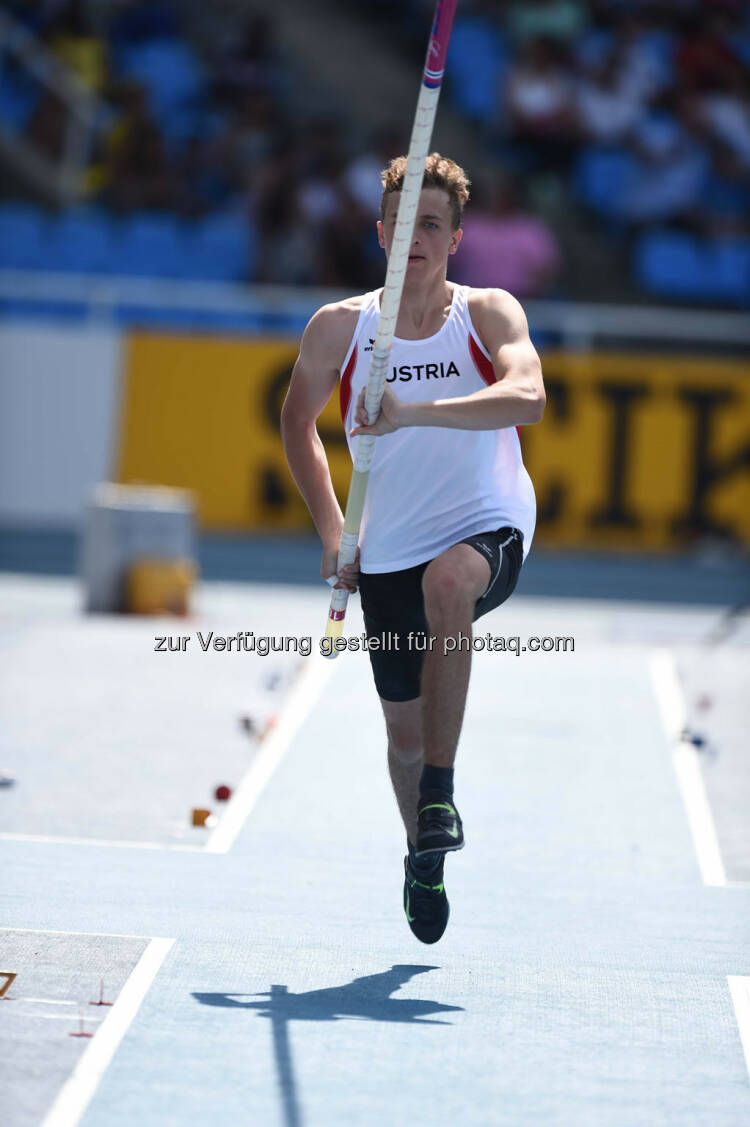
left=117, top=333, right=349, bottom=533
left=523, top=351, right=750, bottom=550
left=118, top=336, right=750, bottom=551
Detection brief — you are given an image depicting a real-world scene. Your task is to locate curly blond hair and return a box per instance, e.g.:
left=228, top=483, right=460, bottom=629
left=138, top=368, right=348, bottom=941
left=380, top=152, right=470, bottom=230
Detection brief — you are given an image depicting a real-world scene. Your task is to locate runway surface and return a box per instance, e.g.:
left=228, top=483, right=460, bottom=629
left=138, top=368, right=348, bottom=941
left=1, top=572, right=749, bottom=1126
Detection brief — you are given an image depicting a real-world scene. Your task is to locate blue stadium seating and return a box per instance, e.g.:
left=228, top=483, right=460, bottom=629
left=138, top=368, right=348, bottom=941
left=118, top=40, right=204, bottom=125
left=712, top=240, right=750, bottom=305
left=447, top=18, right=508, bottom=125
left=182, top=210, right=255, bottom=282
left=574, top=146, right=638, bottom=220
left=16, top=203, right=746, bottom=305
left=0, top=204, right=48, bottom=268
left=0, top=70, right=38, bottom=133
left=111, top=211, right=184, bottom=278
left=43, top=207, right=114, bottom=273
left=0, top=203, right=256, bottom=282
left=634, top=230, right=750, bottom=306
left=634, top=230, right=701, bottom=298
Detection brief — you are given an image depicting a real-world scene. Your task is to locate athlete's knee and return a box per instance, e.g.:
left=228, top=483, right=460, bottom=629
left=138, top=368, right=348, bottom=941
left=422, top=563, right=475, bottom=623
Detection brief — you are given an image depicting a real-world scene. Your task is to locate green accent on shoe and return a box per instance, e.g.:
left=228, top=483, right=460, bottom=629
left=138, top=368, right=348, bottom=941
left=418, top=802, right=456, bottom=815
left=403, top=856, right=449, bottom=945
left=408, top=876, right=444, bottom=893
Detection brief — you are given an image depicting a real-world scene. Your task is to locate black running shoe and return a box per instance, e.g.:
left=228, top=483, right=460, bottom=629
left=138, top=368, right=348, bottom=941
left=415, top=794, right=464, bottom=857
left=403, top=856, right=449, bottom=945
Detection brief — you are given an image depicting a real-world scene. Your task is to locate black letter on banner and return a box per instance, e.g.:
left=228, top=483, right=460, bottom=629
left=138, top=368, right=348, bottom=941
left=672, top=387, right=750, bottom=541
left=260, top=467, right=286, bottom=509
left=265, top=362, right=345, bottom=448
left=528, top=377, right=568, bottom=525
left=591, top=382, right=648, bottom=528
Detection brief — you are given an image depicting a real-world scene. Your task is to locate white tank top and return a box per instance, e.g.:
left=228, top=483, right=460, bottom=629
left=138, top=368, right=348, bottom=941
left=339, top=284, right=537, bottom=573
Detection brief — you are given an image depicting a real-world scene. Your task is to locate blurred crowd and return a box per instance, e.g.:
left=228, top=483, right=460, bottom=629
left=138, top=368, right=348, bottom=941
left=1, top=0, right=749, bottom=301
left=440, top=0, right=750, bottom=240
left=4, top=0, right=418, bottom=288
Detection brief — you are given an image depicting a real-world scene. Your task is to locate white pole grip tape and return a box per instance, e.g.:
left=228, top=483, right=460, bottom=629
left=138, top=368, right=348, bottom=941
left=336, top=531, right=360, bottom=569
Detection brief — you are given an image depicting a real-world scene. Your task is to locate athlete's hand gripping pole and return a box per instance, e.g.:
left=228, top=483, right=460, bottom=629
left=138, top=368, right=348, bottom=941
left=323, top=0, right=458, bottom=654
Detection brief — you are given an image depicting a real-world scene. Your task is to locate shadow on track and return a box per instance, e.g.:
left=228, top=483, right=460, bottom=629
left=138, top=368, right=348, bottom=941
left=193, top=964, right=463, bottom=1127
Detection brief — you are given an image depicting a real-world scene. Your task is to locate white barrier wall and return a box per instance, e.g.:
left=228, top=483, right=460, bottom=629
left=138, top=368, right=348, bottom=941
left=0, top=322, right=122, bottom=526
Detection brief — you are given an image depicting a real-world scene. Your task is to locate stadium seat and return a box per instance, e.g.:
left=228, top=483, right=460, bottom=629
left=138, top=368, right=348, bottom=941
left=182, top=210, right=255, bottom=282
left=633, top=230, right=750, bottom=306
left=574, top=147, right=638, bottom=219
left=447, top=18, right=508, bottom=125
left=44, top=208, right=114, bottom=273
left=118, top=40, right=204, bottom=124
left=0, top=71, right=38, bottom=133
left=637, top=29, right=677, bottom=92
left=0, top=204, right=48, bottom=269
left=112, top=211, right=184, bottom=278
left=634, top=231, right=701, bottom=299
left=712, top=240, right=750, bottom=306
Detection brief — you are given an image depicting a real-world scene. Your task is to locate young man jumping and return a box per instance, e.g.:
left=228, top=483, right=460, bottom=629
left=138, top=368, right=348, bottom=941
left=281, top=153, right=545, bottom=944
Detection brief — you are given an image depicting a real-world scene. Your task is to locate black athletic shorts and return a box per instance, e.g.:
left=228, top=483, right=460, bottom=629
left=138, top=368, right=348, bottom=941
left=358, top=526, right=524, bottom=702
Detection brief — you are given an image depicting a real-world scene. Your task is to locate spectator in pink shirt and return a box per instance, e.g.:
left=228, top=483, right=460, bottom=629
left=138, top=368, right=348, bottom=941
left=450, top=174, right=561, bottom=297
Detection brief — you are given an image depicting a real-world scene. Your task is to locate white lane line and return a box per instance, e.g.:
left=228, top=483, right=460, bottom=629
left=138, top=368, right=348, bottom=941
left=40, top=937, right=174, bottom=1127
left=15, top=997, right=76, bottom=1005
left=0, top=833, right=203, bottom=851
left=0, top=926, right=152, bottom=939
left=205, top=653, right=334, bottom=854
left=728, top=977, right=750, bottom=1081
left=649, top=649, right=727, bottom=887
left=13, top=1012, right=105, bottom=1022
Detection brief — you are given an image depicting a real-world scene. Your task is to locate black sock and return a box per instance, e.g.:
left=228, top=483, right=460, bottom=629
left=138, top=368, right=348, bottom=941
left=407, top=838, right=442, bottom=877
left=419, top=764, right=454, bottom=802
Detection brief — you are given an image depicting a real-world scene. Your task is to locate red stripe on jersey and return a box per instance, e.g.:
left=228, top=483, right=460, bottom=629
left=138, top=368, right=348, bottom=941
left=339, top=344, right=357, bottom=422
left=470, top=333, right=523, bottom=444
left=469, top=333, right=496, bottom=387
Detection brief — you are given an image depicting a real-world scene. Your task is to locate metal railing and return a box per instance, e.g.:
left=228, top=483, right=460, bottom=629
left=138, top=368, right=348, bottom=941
left=0, top=270, right=749, bottom=349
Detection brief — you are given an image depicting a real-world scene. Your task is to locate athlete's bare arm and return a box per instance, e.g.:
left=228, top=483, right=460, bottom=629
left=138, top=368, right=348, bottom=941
left=351, top=289, right=545, bottom=435
left=280, top=300, right=362, bottom=589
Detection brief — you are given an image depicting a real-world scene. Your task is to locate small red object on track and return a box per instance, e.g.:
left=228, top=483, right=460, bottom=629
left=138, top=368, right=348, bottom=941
left=89, top=978, right=113, bottom=1006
